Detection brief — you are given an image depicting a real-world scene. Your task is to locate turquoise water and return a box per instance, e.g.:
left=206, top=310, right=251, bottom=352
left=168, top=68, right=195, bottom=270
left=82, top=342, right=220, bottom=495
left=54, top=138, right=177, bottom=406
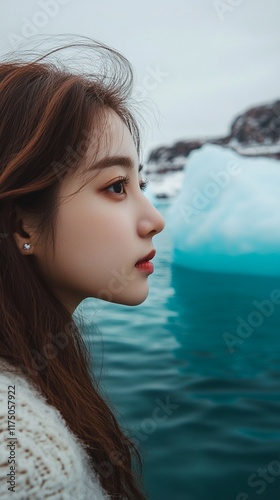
left=77, top=203, right=280, bottom=500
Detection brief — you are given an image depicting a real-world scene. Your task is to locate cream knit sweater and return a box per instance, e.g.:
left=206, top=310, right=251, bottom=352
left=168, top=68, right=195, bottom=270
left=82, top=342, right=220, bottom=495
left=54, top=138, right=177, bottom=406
left=0, top=360, right=110, bottom=499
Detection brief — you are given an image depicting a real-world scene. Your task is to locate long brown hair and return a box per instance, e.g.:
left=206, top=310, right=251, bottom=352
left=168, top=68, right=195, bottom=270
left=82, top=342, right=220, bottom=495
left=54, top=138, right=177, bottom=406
left=0, top=37, right=146, bottom=499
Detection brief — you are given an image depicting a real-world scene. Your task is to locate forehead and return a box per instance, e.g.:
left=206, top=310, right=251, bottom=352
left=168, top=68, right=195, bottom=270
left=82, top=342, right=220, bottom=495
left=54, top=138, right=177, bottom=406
left=85, top=110, right=138, bottom=173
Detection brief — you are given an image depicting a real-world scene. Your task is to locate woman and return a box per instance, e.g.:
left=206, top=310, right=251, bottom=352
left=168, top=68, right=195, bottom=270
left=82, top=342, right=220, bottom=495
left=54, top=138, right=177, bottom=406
left=0, top=37, right=165, bottom=499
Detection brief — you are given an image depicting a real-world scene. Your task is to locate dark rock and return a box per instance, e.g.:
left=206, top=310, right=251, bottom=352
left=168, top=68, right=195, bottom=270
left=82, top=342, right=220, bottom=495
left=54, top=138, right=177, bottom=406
left=146, top=99, right=280, bottom=178
left=146, top=139, right=204, bottom=166
left=230, top=100, right=280, bottom=145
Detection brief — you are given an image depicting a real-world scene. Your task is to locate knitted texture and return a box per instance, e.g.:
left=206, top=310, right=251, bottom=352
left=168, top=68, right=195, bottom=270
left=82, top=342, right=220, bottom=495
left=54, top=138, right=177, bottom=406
left=0, top=361, right=110, bottom=499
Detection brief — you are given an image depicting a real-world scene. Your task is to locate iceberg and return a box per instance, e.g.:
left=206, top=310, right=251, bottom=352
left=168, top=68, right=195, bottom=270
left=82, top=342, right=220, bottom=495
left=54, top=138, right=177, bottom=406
left=166, top=144, right=280, bottom=276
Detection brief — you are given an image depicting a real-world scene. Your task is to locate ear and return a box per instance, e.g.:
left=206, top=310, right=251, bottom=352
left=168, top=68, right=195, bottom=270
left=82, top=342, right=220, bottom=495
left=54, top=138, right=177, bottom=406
left=12, top=205, right=38, bottom=255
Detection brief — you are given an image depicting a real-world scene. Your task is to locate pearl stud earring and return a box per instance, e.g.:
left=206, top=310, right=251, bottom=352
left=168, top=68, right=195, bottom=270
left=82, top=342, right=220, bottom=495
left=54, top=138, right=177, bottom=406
left=23, top=243, right=31, bottom=250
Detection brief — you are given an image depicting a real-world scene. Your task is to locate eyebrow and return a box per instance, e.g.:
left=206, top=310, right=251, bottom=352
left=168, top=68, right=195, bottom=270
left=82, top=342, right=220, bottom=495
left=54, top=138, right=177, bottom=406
left=87, top=155, right=143, bottom=173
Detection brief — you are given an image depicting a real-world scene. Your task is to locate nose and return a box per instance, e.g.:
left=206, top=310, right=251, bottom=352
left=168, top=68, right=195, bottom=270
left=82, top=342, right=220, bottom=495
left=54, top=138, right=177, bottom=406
left=137, top=196, right=165, bottom=237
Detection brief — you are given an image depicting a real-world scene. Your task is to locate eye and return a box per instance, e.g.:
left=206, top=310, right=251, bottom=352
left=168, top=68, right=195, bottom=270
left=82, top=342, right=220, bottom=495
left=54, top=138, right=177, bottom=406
left=106, top=175, right=129, bottom=195
left=139, top=178, right=149, bottom=192
left=105, top=175, right=149, bottom=196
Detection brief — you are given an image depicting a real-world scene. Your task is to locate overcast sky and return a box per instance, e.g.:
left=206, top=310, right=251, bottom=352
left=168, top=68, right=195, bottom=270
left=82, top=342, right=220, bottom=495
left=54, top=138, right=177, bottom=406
left=0, top=0, right=279, bottom=159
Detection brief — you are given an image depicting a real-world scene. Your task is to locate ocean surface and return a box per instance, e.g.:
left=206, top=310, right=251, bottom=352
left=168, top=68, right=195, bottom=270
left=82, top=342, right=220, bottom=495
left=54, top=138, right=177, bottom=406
left=76, top=202, right=280, bottom=500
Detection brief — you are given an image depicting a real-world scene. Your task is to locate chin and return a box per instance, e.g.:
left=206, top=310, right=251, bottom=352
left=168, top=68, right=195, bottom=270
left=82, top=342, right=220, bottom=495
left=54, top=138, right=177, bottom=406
left=112, top=290, right=149, bottom=306
left=93, top=280, right=150, bottom=306
left=125, top=296, right=148, bottom=306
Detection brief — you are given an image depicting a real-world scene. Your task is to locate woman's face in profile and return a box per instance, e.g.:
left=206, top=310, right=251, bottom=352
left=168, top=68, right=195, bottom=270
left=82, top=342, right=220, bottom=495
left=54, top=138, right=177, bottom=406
left=33, top=110, right=165, bottom=313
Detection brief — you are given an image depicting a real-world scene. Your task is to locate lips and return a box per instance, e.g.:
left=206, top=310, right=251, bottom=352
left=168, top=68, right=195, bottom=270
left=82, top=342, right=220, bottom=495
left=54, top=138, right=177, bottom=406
left=135, top=249, right=155, bottom=274
left=136, top=249, right=156, bottom=264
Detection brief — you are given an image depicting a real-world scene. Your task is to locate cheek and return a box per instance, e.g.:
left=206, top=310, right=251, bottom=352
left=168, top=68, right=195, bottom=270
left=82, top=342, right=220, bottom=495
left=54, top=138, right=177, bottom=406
left=57, top=200, right=119, bottom=248
left=52, top=202, right=131, bottom=283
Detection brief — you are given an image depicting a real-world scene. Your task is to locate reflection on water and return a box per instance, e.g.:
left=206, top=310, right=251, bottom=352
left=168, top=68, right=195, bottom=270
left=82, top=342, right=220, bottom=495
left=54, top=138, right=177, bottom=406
left=170, top=265, right=280, bottom=379
left=165, top=266, right=280, bottom=500
left=77, top=203, right=280, bottom=500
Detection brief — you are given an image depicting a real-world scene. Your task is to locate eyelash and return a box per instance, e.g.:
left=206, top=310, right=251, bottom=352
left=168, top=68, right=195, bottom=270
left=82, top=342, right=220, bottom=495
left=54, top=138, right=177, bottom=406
left=106, top=175, right=149, bottom=195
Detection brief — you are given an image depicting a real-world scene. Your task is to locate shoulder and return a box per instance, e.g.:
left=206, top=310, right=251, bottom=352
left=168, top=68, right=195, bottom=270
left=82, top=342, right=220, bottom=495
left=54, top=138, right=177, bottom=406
left=0, top=363, right=109, bottom=500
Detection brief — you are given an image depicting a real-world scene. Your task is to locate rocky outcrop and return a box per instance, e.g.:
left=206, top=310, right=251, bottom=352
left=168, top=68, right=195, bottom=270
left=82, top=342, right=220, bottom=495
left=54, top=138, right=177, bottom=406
left=230, top=100, right=280, bottom=145
left=146, top=100, right=280, bottom=187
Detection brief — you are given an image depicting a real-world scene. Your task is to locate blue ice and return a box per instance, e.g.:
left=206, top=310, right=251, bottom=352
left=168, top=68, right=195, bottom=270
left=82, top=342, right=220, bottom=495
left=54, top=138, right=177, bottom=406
left=166, top=144, right=280, bottom=276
